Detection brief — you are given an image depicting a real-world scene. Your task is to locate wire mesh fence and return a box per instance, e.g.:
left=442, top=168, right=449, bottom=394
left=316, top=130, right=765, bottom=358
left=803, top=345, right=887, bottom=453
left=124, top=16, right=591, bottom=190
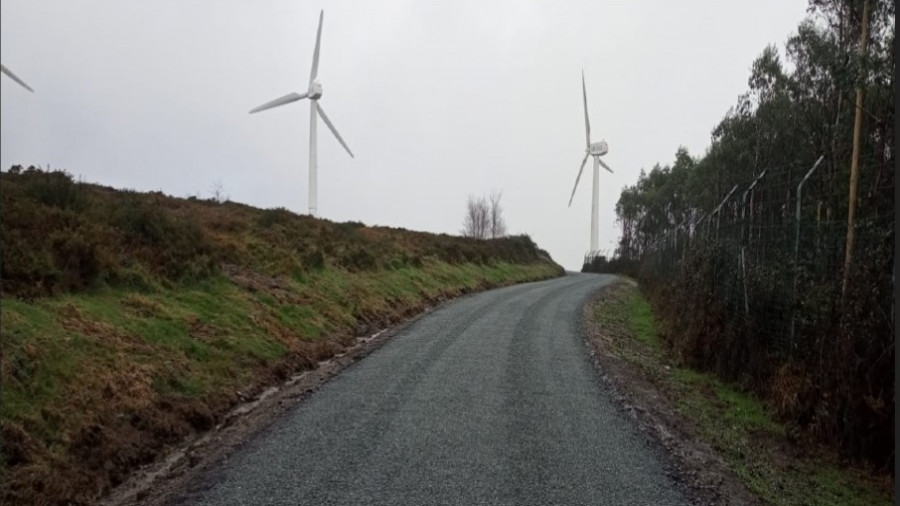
left=641, top=154, right=892, bottom=359
left=630, top=151, right=894, bottom=466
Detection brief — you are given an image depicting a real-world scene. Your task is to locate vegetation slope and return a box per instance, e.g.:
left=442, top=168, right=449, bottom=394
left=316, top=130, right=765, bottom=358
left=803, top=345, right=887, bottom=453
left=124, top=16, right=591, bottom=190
left=0, top=166, right=563, bottom=505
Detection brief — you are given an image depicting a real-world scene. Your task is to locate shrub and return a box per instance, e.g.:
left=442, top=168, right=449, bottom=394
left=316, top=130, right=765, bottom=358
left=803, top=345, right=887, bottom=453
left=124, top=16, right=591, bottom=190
left=48, top=229, right=105, bottom=291
left=19, top=167, right=85, bottom=211
left=341, top=247, right=377, bottom=272
left=257, top=207, right=294, bottom=229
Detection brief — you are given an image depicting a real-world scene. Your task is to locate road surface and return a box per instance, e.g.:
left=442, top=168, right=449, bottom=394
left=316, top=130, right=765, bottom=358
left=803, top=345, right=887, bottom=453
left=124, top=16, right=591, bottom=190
left=173, top=273, right=689, bottom=505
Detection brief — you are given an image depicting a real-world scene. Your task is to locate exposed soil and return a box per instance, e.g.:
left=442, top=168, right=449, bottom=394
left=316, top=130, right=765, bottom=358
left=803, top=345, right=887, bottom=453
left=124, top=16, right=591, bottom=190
left=581, top=279, right=761, bottom=506
left=2, top=262, right=560, bottom=506
left=100, top=297, right=444, bottom=506
left=1, top=166, right=566, bottom=506
left=102, top=276, right=759, bottom=506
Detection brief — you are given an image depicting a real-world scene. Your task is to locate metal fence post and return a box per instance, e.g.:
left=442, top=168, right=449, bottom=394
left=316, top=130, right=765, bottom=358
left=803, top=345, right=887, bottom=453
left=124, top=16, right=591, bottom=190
left=711, top=184, right=740, bottom=242
left=685, top=211, right=705, bottom=262
left=740, top=170, right=768, bottom=317
left=789, top=155, right=824, bottom=353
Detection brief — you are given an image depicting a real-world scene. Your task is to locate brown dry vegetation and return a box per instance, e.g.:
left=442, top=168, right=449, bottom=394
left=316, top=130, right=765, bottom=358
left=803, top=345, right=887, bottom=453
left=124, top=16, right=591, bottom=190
left=586, top=280, right=892, bottom=506
left=0, top=166, right=564, bottom=505
left=637, top=241, right=894, bottom=476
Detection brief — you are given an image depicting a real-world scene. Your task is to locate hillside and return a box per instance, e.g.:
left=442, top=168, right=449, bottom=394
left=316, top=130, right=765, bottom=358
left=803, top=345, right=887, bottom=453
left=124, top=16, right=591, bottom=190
left=0, top=166, right=564, bottom=505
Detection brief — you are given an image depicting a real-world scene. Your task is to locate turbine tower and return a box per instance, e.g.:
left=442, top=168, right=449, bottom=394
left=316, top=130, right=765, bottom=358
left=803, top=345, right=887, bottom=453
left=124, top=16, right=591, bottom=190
left=568, top=70, right=613, bottom=254
left=1, top=64, right=34, bottom=92
left=249, top=10, right=353, bottom=217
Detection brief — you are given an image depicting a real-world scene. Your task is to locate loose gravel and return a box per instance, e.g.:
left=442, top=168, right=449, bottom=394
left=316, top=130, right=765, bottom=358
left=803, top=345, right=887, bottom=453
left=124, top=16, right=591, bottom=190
left=171, top=273, right=689, bottom=506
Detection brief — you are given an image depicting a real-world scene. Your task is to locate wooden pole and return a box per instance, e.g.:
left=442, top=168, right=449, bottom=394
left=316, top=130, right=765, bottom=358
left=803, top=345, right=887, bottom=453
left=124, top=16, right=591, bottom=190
left=842, top=0, right=871, bottom=298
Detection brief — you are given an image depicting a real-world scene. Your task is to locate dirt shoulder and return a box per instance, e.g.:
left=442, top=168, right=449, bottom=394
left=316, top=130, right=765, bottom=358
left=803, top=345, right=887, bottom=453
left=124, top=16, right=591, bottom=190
left=582, top=279, right=758, bottom=505
left=99, top=296, right=443, bottom=506
left=2, top=261, right=560, bottom=505
left=581, top=279, right=892, bottom=506
left=1, top=166, right=566, bottom=506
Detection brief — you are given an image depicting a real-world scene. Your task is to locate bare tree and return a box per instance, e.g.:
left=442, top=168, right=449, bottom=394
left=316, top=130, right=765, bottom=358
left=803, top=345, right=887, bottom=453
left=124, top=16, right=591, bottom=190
left=210, top=179, right=228, bottom=203
left=462, top=191, right=507, bottom=239
left=488, top=189, right=507, bottom=239
left=462, top=194, right=490, bottom=239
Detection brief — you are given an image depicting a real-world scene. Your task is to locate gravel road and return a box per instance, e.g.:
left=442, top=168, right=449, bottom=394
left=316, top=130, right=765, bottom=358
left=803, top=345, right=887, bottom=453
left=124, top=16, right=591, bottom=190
left=172, top=273, right=689, bottom=505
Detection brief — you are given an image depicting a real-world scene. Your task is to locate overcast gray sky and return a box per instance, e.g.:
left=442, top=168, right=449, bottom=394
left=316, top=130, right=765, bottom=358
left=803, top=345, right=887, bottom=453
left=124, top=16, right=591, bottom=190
left=1, top=0, right=810, bottom=270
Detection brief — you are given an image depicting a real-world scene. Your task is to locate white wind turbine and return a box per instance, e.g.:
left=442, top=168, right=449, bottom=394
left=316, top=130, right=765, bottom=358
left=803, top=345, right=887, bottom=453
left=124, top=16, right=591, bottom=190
left=1, top=64, right=35, bottom=92
left=249, top=10, right=353, bottom=217
left=568, top=70, right=613, bottom=254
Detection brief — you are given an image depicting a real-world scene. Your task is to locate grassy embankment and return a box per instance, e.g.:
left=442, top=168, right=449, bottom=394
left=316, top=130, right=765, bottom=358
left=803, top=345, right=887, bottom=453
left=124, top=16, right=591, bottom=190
left=591, top=280, right=892, bottom=506
left=0, top=167, right=563, bottom=505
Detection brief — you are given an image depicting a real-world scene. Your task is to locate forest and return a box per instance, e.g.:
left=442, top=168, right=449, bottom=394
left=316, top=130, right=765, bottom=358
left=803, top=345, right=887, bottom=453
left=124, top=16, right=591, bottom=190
left=603, top=0, right=894, bottom=470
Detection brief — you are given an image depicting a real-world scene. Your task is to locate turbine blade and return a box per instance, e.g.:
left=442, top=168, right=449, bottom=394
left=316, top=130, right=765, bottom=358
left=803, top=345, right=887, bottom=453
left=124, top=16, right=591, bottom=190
left=568, top=153, right=590, bottom=207
left=309, top=10, right=324, bottom=85
left=249, top=92, right=308, bottom=114
left=582, top=70, right=590, bottom=147
left=598, top=158, right=614, bottom=174
left=1, top=64, right=34, bottom=92
left=316, top=102, right=354, bottom=158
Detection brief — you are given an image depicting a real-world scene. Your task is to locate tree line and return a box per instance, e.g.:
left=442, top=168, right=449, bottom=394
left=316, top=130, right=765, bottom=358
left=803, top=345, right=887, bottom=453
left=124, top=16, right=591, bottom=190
left=615, top=0, right=893, bottom=263
left=609, top=0, right=893, bottom=470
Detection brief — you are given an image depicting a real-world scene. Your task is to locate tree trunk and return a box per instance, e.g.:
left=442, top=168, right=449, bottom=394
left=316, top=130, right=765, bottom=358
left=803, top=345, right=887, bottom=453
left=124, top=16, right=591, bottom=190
left=842, top=0, right=871, bottom=298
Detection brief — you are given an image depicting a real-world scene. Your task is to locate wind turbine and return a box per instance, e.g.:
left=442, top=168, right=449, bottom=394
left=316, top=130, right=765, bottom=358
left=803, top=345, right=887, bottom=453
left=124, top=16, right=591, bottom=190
left=249, top=10, right=353, bottom=217
left=1, top=64, right=34, bottom=92
left=568, top=70, right=613, bottom=254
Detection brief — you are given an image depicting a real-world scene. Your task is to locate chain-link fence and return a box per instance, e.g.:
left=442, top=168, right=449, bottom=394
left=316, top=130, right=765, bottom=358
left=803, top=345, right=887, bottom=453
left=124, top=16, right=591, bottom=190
left=634, top=153, right=893, bottom=467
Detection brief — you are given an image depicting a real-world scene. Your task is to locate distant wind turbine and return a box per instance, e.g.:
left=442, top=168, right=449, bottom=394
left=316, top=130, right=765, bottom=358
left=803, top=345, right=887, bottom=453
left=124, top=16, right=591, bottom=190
left=249, top=9, right=353, bottom=217
left=1, top=64, right=34, bottom=92
left=568, top=70, right=613, bottom=254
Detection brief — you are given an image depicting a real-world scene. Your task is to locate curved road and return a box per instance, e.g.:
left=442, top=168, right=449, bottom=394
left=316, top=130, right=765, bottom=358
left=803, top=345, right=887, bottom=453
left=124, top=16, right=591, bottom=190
left=174, top=273, right=688, bottom=505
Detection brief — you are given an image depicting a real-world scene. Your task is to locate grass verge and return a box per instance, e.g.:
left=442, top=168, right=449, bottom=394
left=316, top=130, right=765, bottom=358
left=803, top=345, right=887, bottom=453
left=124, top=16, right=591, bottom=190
left=2, top=260, right=559, bottom=505
left=589, top=280, right=892, bottom=506
left=0, top=167, right=564, bottom=505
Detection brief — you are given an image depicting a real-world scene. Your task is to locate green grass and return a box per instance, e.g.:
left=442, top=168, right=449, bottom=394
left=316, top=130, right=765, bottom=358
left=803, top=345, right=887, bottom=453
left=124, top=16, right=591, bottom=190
left=0, top=167, right=565, bottom=505
left=624, top=289, right=661, bottom=351
left=1, top=260, right=559, bottom=464
left=672, top=367, right=784, bottom=436
left=666, top=348, right=887, bottom=506
left=595, top=281, right=892, bottom=506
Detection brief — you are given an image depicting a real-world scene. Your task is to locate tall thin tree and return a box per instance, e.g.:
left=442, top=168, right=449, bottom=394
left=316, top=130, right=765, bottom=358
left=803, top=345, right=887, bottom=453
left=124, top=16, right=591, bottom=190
left=842, top=0, right=871, bottom=298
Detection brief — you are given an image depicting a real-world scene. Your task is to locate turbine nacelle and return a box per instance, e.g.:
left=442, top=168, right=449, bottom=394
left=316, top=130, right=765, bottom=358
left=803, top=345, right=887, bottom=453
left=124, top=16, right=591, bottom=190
left=588, top=141, right=608, bottom=157
left=308, top=79, right=323, bottom=99
left=569, top=70, right=615, bottom=254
